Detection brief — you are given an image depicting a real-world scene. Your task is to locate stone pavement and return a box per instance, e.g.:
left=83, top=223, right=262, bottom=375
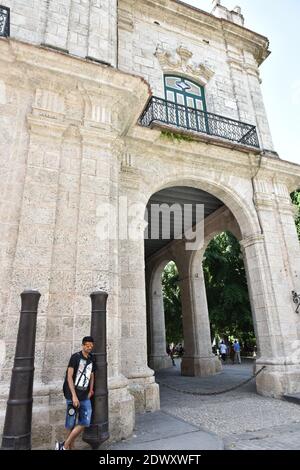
left=224, top=422, right=300, bottom=450
left=109, top=360, right=300, bottom=450
left=108, top=410, right=223, bottom=450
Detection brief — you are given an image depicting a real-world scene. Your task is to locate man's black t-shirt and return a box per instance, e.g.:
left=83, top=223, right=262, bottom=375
left=63, top=351, right=96, bottom=401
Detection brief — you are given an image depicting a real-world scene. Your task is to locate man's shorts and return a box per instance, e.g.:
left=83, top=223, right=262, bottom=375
left=65, top=399, right=92, bottom=429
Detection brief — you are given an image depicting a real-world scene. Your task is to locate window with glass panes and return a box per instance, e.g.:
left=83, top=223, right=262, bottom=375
left=164, top=75, right=208, bottom=131
left=164, top=76, right=207, bottom=112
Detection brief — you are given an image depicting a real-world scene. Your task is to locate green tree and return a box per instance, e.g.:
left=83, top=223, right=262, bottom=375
left=291, top=190, right=300, bottom=240
left=203, top=232, right=255, bottom=349
left=161, top=262, right=183, bottom=345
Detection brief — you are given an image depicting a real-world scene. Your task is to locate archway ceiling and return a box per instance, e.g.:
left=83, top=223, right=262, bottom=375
left=145, top=186, right=223, bottom=259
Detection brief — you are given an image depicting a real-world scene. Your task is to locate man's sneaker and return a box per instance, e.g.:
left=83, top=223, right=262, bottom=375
left=55, top=441, right=65, bottom=450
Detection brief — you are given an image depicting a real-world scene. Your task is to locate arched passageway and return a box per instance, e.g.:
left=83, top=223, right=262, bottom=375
left=145, top=186, right=244, bottom=378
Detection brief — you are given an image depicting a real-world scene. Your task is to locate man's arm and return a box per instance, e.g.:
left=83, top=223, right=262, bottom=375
left=88, top=372, right=95, bottom=399
left=67, top=367, right=80, bottom=408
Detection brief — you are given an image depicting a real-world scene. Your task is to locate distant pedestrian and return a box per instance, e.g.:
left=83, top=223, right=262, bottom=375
left=233, top=340, right=241, bottom=364
left=219, top=341, right=227, bottom=362
left=167, top=344, right=176, bottom=366
left=229, top=343, right=235, bottom=364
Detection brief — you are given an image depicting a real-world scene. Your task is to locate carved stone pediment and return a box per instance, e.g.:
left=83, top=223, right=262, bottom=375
left=154, top=44, right=214, bottom=85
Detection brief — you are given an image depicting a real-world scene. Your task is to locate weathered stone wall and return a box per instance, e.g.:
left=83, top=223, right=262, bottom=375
left=2, top=0, right=117, bottom=65
left=0, top=37, right=150, bottom=447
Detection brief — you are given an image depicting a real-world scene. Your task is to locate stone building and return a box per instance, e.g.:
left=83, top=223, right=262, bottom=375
left=0, top=0, right=299, bottom=447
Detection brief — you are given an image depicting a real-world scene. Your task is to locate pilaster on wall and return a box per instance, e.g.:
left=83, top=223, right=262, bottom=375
left=3, top=114, right=67, bottom=384
left=0, top=73, right=32, bottom=373
left=241, top=178, right=300, bottom=397
left=253, top=178, right=300, bottom=323
left=246, top=65, right=274, bottom=151
left=224, top=43, right=274, bottom=151
left=7, top=0, right=118, bottom=65
left=87, top=0, right=117, bottom=66
left=44, top=0, right=72, bottom=51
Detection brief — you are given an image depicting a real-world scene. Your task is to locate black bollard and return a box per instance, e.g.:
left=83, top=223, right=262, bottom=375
left=82, top=291, right=109, bottom=449
left=1, top=290, right=41, bottom=450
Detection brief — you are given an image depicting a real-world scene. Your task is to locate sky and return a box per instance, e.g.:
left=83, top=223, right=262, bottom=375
left=182, top=0, right=300, bottom=165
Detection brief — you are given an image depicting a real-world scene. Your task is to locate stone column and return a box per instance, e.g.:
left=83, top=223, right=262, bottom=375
left=180, top=260, right=221, bottom=377
left=148, top=263, right=172, bottom=370
left=241, top=180, right=300, bottom=397
left=119, top=177, right=159, bottom=413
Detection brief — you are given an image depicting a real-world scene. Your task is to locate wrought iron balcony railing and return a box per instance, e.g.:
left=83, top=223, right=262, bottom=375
left=0, top=5, right=10, bottom=37
left=140, top=96, right=260, bottom=149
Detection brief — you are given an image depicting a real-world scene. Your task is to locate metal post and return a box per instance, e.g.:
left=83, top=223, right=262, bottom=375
left=1, top=290, right=41, bottom=450
left=82, top=291, right=109, bottom=449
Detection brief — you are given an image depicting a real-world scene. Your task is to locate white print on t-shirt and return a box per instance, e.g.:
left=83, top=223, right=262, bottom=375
left=75, top=359, right=93, bottom=390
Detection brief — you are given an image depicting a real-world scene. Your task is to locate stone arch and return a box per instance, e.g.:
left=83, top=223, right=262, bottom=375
left=140, top=174, right=261, bottom=241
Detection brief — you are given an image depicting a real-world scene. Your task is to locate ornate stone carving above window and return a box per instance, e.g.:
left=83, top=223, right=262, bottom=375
left=154, top=44, right=214, bottom=86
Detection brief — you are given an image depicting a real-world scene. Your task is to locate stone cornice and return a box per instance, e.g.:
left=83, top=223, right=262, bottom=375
left=4, top=39, right=147, bottom=96
left=27, top=114, right=68, bottom=139
left=221, top=23, right=270, bottom=66
left=0, top=38, right=150, bottom=138
left=131, top=0, right=270, bottom=66
left=254, top=156, right=300, bottom=193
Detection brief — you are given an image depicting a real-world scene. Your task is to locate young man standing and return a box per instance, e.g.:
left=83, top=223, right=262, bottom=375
left=55, top=336, right=96, bottom=450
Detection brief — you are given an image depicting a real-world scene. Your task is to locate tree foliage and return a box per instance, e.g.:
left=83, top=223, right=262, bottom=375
left=291, top=190, right=300, bottom=240
left=203, top=232, right=254, bottom=348
left=162, top=262, right=183, bottom=345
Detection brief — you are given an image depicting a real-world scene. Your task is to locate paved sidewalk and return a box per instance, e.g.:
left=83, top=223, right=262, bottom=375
left=224, top=422, right=300, bottom=450
left=108, top=410, right=223, bottom=450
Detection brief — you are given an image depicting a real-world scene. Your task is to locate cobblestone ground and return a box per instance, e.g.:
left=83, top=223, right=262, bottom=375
left=157, top=360, right=300, bottom=450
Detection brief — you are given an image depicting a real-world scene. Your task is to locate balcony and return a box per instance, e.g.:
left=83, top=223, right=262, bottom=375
left=140, top=96, right=260, bottom=149
left=0, top=5, right=10, bottom=37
